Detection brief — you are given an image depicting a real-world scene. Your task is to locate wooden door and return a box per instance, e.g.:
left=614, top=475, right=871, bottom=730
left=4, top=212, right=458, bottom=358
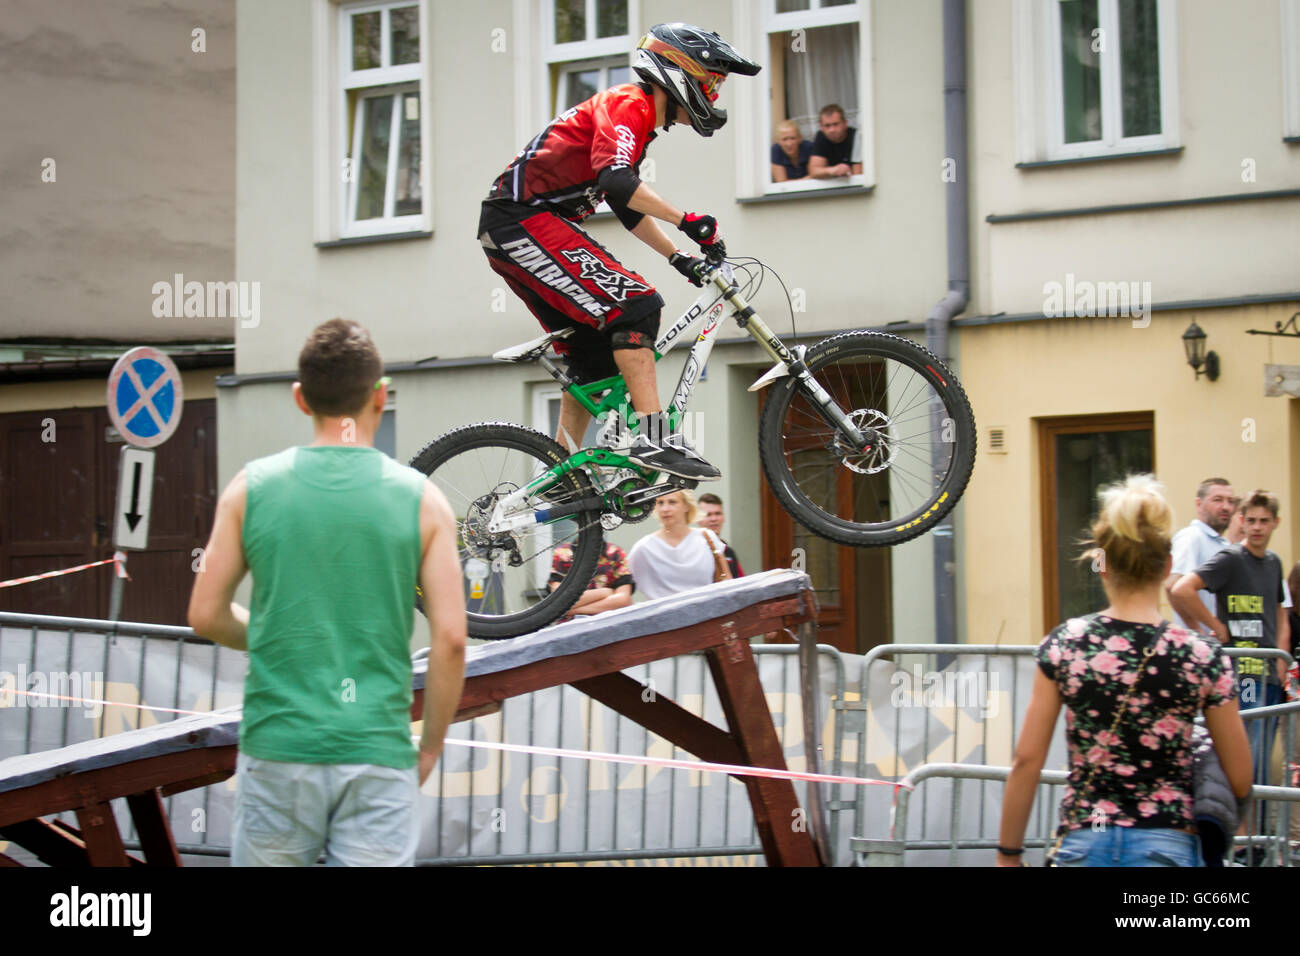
left=758, top=364, right=892, bottom=656
left=0, top=400, right=217, bottom=624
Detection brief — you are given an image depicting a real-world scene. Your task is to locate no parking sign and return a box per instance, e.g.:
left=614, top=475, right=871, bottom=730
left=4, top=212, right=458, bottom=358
left=106, top=346, right=184, bottom=448
left=106, top=348, right=183, bottom=551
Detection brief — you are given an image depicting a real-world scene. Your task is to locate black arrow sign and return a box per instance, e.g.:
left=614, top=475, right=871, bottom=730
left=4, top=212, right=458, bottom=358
left=125, top=461, right=143, bottom=531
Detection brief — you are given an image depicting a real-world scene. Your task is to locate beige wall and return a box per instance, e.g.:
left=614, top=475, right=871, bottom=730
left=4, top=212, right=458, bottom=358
left=969, top=0, right=1300, bottom=317
left=233, top=0, right=949, bottom=377
left=960, top=302, right=1298, bottom=645
left=0, top=0, right=236, bottom=340
left=1, top=368, right=225, bottom=414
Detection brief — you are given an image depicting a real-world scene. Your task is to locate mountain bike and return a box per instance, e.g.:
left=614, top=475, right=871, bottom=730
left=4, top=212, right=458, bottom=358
left=411, top=251, right=976, bottom=638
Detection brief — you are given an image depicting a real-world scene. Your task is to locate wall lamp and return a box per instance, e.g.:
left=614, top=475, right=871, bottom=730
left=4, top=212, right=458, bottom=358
left=1182, top=321, right=1219, bottom=382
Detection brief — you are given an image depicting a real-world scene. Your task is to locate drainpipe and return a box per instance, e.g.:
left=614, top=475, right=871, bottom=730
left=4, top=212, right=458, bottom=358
left=926, top=0, right=970, bottom=646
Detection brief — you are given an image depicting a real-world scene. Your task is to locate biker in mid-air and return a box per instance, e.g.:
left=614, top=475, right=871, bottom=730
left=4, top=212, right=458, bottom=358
left=477, top=22, right=760, bottom=482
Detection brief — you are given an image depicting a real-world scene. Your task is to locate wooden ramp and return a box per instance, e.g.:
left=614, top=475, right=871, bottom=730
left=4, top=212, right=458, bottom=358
left=0, top=570, right=821, bottom=867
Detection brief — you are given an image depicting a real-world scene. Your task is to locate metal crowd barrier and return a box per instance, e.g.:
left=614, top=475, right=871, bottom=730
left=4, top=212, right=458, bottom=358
left=850, top=646, right=1299, bottom=867
left=0, top=611, right=851, bottom=866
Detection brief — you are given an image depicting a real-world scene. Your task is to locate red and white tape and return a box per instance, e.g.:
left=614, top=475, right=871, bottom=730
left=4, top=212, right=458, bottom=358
left=0, top=552, right=128, bottom=590
left=1, top=689, right=908, bottom=792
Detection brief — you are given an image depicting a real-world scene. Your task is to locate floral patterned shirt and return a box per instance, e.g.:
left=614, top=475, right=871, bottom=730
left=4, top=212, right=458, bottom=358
left=1036, top=614, right=1237, bottom=833
left=549, top=542, right=634, bottom=593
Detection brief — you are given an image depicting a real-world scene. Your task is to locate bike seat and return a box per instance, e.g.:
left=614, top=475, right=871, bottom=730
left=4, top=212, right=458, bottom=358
left=492, top=328, right=575, bottom=364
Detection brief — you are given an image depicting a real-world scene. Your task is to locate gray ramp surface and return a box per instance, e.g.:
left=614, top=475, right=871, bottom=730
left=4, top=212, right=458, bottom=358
left=0, top=705, right=241, bottom=797
left=0, top=569, right=810, bottom=796
left=413, top=568, right=812, bottom=686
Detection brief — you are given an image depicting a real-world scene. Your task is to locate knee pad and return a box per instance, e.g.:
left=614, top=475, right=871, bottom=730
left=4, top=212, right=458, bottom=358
left=609, top=309, right=661, bottom=351
left=611, top=329, right=652, bottom=351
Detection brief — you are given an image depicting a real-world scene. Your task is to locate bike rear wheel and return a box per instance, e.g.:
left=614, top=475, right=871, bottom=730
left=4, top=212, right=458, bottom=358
left=758, top=331, right=976, bottom=547
left=410, top=422, right=604, bottom=639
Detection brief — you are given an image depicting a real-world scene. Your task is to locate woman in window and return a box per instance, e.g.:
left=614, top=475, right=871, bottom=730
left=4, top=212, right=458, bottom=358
left=627, top=489, right=731, bottom=600
left=769, top=120, right=813, bottom=182
left=997, top=474, right=1252, bottom=867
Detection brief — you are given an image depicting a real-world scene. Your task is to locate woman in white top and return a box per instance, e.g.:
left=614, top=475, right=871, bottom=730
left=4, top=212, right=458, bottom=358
left=627, top=490, right=732, bottom=600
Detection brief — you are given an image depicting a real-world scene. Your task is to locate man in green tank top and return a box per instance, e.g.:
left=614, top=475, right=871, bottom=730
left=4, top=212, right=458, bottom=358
left=188, top=319, right=466, bottom=866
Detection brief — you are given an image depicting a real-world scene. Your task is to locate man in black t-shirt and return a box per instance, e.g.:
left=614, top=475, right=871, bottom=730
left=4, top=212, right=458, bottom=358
left=1172, top=490, right=1291, bottom=796
left=808, top=104, right=862, bottom=179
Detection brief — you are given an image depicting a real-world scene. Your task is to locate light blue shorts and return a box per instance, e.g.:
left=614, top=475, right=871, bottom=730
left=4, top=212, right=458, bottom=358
left=232, top=753, right=419, bottom=867
left=1051, top=826, right=1202, bottom=868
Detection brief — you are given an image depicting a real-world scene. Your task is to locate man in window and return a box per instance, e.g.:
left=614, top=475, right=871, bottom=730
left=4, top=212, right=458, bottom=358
left=808, top=104, right=862, bottom=179
left=478, top=22, right=760, bottom=481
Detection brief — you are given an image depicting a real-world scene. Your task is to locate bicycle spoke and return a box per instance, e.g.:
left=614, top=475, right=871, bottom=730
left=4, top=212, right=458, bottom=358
left=774, top=347, right=966, bottom=531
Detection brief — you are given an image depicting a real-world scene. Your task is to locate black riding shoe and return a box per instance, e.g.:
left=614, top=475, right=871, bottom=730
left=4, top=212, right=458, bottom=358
left=625, top=431, right=721, bottom=481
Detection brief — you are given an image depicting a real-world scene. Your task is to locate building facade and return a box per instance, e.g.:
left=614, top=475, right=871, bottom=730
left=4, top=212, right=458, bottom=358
left=228, top=0, right=1300, bottom=651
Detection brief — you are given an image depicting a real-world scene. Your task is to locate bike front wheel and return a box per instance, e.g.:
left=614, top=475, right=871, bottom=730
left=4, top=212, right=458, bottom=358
left=758, top=331, right=976, bottom=547
left=410, top=422, right=604, bottom=639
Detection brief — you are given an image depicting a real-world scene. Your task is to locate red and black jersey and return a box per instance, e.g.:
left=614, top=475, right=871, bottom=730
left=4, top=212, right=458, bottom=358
left=487, top=84, right=658, bottom=221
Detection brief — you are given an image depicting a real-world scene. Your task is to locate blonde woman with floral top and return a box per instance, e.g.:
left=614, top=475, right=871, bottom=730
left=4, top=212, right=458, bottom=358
left=997, top=475, right=1252, bottom=867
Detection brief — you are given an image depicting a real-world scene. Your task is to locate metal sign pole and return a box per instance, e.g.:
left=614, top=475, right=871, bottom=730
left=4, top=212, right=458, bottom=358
left=108, top=553, right=126, bottom=624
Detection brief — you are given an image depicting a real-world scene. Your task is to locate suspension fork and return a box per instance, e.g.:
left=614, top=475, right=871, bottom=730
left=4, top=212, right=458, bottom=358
left=709, top=272, right=870, bottom=449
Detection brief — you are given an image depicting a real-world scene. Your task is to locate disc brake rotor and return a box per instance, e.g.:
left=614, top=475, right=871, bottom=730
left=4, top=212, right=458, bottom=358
left=835, top=409, right=896, bottom=475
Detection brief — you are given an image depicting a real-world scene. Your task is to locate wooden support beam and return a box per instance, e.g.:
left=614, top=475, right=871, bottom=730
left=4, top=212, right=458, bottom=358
left=569, top=672, right=744, bottom=767
left=0, top=746, right=238, bottom=829
left=159, top=768, right=235, bottom=798
left=706, top=640, right=821, bottom=867
left=76, top=802, right=130, bottom=867
left=126, top=789, right=181, bottom=867
left=0, top=818, right=88, bottom=867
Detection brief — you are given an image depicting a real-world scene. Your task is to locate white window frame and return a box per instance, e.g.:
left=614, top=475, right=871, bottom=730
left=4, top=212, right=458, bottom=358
left=1283, top=0, right=1300, bottom=139
left=540, top=0, right=640, bottom=126
left=1013, top=0, right=1179, bottom=163
left=733, top=0, right=874, bottom=199
left=312, top=0, right=430, bottom=241
left=553, top=55, right=634, bottom=115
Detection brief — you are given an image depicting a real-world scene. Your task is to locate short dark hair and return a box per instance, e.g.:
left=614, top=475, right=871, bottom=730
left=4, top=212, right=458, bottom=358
left=1195, top=477, right=1231, bottom=499
left=297, top=319, right=383, bottom=417
left=1240, top=489, right=1280, bottom=520
left=697, top=493, right=723, bottom=507
left=819, top=104, right=846, bottom=121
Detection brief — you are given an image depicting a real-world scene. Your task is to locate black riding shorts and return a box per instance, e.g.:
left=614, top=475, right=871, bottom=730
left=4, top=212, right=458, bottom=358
left=479, top=200, right=663, bottom=384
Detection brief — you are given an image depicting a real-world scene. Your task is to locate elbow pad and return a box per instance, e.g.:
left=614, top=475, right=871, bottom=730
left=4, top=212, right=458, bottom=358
left=610, top=202, right=644, bottom=231
left=597, top=166, right=641, bottom=213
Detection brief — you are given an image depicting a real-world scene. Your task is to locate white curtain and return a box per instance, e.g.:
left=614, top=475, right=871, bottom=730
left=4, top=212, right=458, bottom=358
left=782, top=23, right=860, bottom=142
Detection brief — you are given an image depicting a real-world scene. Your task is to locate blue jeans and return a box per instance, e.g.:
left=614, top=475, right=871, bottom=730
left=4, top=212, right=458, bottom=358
left=1239, top=679, right=1283, bottom=786
left=1051, top=827, right=1202, bottom=867
left=232, top=753, right=419, bottom=866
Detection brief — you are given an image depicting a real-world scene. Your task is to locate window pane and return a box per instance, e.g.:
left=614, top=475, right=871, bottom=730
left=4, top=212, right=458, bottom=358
left=352, top=11, right=381, bottom=70
left=776, top=0, right=811, bottom=11
left=356, top=95, right=394, bottom=221
left=780, top=23, right=859, bottom=142
left=1053, top=428, right=1152, bottom=621
left=596, top=0, right=627, bottom=38
left=821, top=0, right=857, bottom=6
left=554, top=0, right=585, bottom=43
left=1059, top=0, right=1102, bottom=143
left=564, top=69, right=600, bottom=109
left=391, top=5, right=420, bottom=65
left=395, top=92, right=421, bottom=217
left=609, top=65, right=630, bottom=87
left=1119, top=0, right=1160, bottom=137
